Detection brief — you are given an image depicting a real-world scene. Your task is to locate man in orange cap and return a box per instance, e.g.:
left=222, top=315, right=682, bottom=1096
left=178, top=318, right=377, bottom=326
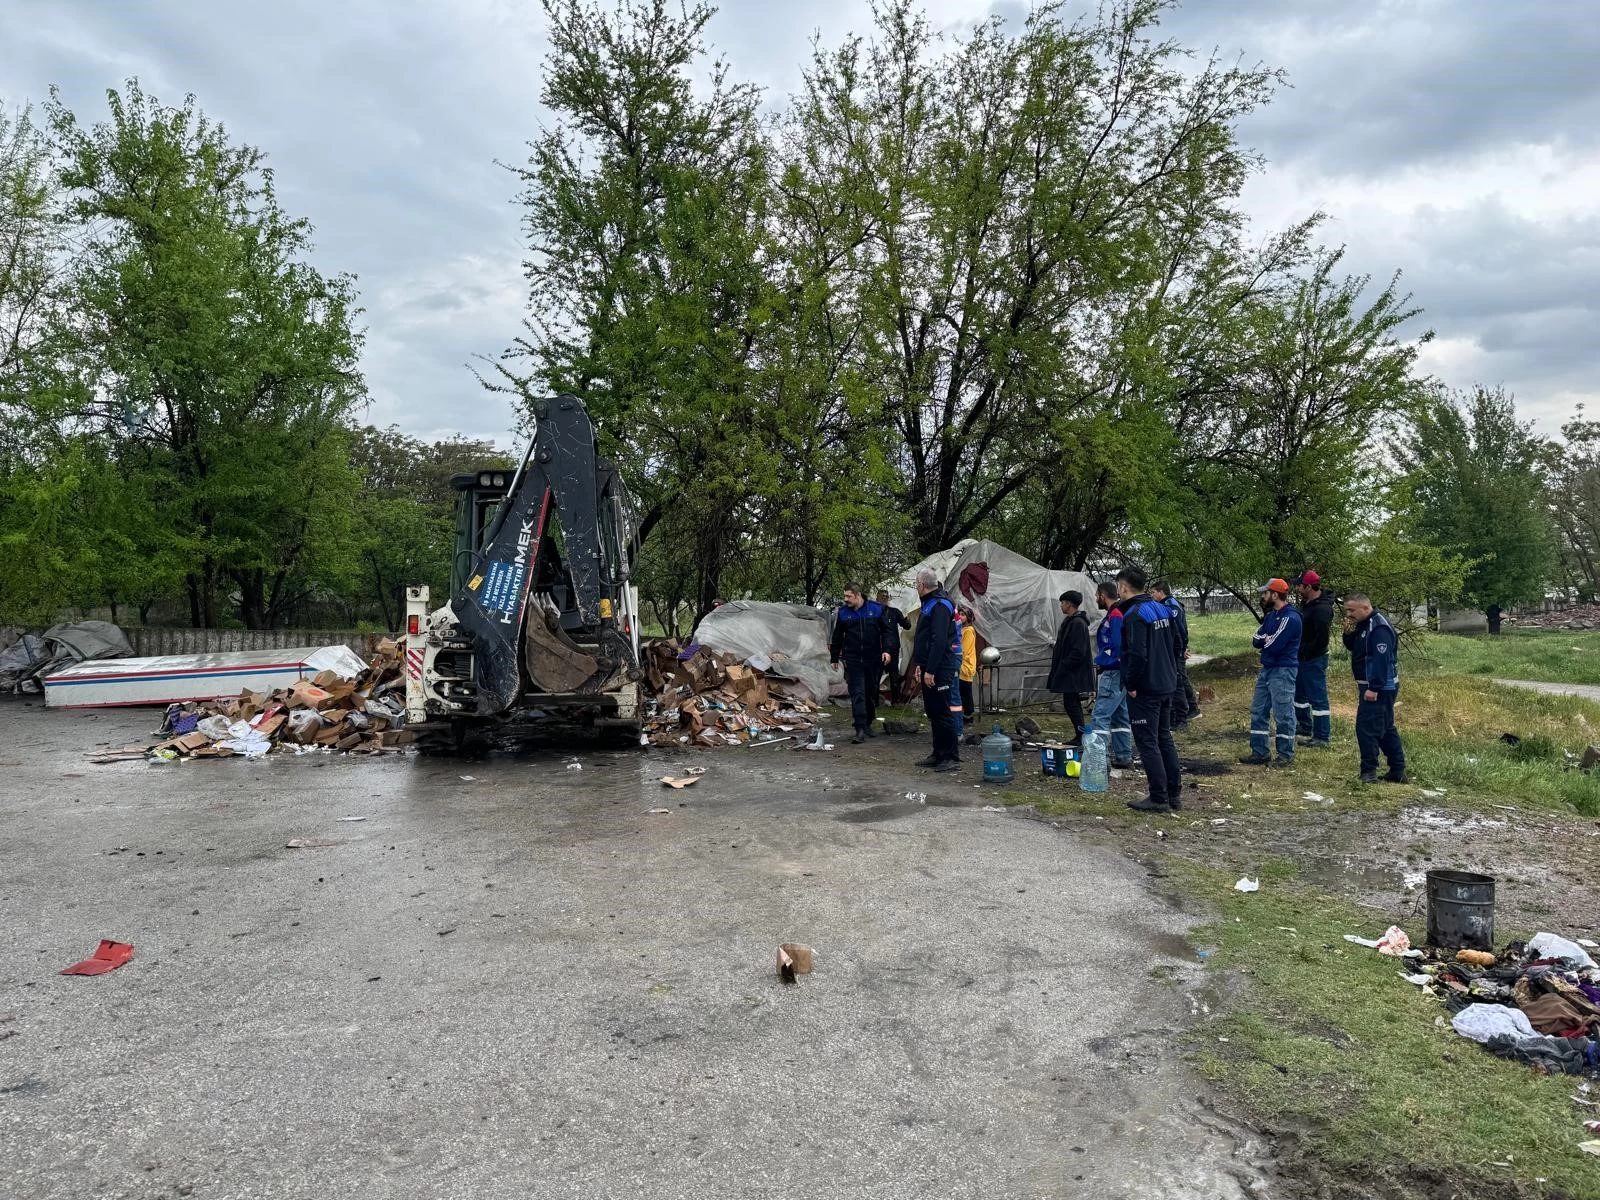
left=1240, top=578, right=1302, bottom=767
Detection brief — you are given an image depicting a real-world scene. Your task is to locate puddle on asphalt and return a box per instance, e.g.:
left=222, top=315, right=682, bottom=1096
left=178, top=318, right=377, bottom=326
left=836, top=802, right=922, bottom=823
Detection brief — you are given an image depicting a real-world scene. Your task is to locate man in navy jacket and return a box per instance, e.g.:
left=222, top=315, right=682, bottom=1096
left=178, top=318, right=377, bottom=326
left=1240, top=578, right=1302, bottom=767
left=911, top=569, right=962, bottom=772
left=830, top=584, right=894, bottom=743
left=1342, top=592, right=1407, bottom=784
left=1117, top=565, right=1183, bottom=814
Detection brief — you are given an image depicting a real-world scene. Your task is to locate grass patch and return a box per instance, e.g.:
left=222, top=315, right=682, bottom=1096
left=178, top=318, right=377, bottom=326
left=1172, top=858, right=1598, bottom=1198
left=1190, top=612, right=1600, bottom=686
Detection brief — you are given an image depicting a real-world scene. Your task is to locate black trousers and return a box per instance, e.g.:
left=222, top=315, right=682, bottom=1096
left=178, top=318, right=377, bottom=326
left=1172, top=661, right=1198, bottom=722
left=921, top=666, right=960, bottom=763
left=885, top=654, right=901, bottom=702
left=1128, top=693, right=1181, bottom=805
left=1062, top=691, right=1086, bottom=741
left=844, top=660, right=881, bottom=733
left=1355, top=687, right=1405, bottom=775
left=960, top=679, right=975, bottom=717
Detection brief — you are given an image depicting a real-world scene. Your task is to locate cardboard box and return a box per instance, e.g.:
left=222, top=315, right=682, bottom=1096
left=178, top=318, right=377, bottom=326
left=288, top=682, right=332, bottom=710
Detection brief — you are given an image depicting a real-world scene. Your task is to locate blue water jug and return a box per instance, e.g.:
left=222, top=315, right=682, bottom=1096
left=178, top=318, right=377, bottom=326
left=982, top=723, right=1014, bottom=784
left=1079, top=729, right=1110, bottom=793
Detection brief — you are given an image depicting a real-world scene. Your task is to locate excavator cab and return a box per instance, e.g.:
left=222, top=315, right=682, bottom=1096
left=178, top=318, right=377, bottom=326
left=406, top=396, right=643, bottom=738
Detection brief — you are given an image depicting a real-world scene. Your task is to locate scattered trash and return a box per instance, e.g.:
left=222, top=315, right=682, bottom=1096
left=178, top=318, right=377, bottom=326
left=60, top=939, right=135, bottom=976
left=645, top=808, right=672, bottom=815
left=1302, top=791, right=1327, bottom=803
left=905, top=791, right=927, bottom=803
left=1377, top=927, right=1412, bottom=956
left=1420, top=789, right=1445, bottom=799
left=1210, top=818, right=1228, bottom=825
left=336, top=816, right=368, bottom=823
left=566, top=762, right=583, bottom=772
left=285, top=838, right=345, bottom=849
left=1500, top=732, right=1521, bottom=747
left=1456, top=949, right=1496, bottom=967
left=1527, top=932, right=1597, bottom=970
left=1344, top=934, right=1382, bottom=948
left=685, top=766, right=708, bottom=777
left=639, top=639, right=828, bottom=748
left=1234, top=877, right=1260, bottom=893
left=981, top=805, right=1008, bottom=813
left=660, top=777, right=700, bottom=789
left=459, top=775, right=476, bottom=782
left=1400, top=973, right=1433, bottom=987
left=1580, top=1141, right=1600, bottom=1158
left=1402, top=871, right=1427, bottom=891
left=1585, top=1120, right=1600, bottom=1134
left=776, top=942, right=815, bottom=984
left=1580, top=939, right=1599, bottom=950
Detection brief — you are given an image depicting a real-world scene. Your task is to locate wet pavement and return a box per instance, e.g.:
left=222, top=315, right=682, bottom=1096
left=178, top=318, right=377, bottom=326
left=1, top=700, right=1274, bottom=1199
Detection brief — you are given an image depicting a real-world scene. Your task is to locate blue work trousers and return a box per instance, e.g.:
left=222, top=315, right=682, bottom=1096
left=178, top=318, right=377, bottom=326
left=1294, top=654, right=1331, bottom=743
left=1090, top=669, right=1133, bottom=763
left=1249, top=665, right=1298, bottom=761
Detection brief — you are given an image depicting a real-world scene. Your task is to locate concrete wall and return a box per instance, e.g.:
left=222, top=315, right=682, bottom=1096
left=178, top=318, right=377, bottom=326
left=126, top=627, right=388, bottom=658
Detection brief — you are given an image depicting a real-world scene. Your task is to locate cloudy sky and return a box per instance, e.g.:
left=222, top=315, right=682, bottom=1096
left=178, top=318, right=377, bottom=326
left=3, top=0, right=1595, bottom=443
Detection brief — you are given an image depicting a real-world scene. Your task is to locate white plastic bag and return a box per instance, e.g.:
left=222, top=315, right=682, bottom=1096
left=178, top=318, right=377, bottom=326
left=1450, top=1004, right=1536, bottom=1045
left=1527, top=932, right=1597, bottom=970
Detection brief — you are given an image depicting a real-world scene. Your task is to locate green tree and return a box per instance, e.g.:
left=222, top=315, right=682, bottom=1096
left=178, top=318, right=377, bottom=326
left=1396, top=385, right=1556, bottom=627
left=46, top=82, right=366, bottom=628
left=1548, top=413, right=1600, bottom=599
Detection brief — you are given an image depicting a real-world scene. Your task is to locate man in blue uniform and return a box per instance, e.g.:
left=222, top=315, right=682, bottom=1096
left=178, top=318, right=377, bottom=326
left=1089, top=581, right=1135, bottom=769
left=912, top=569, right=962, bottom=772
left=830, top=584, right=894, bottom=744
left=1117, top=566, right=1183, bottom=814
left=1240, top=578, right=1302, bottom=767
left=1342, top=592, right=1407, bottom=784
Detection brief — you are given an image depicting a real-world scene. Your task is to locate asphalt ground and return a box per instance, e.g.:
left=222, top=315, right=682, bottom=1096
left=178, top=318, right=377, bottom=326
left=0, top=700, right=1274, bottom=1199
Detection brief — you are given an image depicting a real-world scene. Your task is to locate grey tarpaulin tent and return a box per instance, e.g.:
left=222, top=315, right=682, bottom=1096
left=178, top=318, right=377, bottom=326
left=0, top=620, right=133, bottom=693
left=690, top=601, right=838, bottom=704
left=887, top=540, right=1099, bottom=706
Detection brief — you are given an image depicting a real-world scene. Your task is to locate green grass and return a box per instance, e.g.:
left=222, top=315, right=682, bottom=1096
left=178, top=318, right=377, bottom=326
left=1173, top=858, right=1600, bottom=1199
left=1189, top=611, right=1600, bottom=686
left=1418, top=627, right=1600, bottom=686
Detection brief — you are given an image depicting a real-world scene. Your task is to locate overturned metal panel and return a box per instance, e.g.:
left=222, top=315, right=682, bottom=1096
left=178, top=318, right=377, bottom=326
left=43, top=645, right=367, bottom=709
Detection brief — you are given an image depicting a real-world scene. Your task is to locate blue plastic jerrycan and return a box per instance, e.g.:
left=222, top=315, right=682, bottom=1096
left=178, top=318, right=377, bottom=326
left=982, top=723, right=1014, bottom=784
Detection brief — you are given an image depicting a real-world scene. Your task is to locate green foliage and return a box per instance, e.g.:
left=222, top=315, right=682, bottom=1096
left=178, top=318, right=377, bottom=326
left=1549, top=411, right=1600, bottom=598
left=1395, top=386, right=1557, bottom=616
left=38, top=81, right=367, bottom=628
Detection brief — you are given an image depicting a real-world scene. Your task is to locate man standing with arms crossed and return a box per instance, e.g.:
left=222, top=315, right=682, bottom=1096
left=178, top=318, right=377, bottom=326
left=912, top=569, right=962, bottom=773
left=1294, top=570, right=1334, bottom=748
left=1240, top=578, right=1302, bottom=767
left=1343, top=593, right=1407, bottom=784
left=1118, top=566, right=1183, bottom=814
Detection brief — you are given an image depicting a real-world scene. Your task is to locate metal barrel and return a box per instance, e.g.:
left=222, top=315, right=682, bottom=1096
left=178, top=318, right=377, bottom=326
left=1425, top=869, right=1495, bottom=951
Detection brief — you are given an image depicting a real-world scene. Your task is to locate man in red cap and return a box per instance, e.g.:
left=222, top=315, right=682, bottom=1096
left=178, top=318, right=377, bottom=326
left=1240, top=578, right=1302, bottom=767
left=1295, top=571, right=1334, bottom=748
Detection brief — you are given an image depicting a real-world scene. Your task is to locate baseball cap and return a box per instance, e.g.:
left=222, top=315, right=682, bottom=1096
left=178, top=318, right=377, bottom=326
left=1297, top=570, right=1321, bottom=587
left=1259, top=578, right=1290, bottom=596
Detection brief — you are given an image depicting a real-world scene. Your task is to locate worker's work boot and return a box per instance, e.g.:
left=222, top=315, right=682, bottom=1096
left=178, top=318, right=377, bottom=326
left=851, top=732, right=866, bottom=745
left=915, top=754, right=941, bottom=768
left=864, top=726, right=877, bottom=738
left=1127, top=797, right=1173, bottom=814
left=1383, top=769, right=1410, bottom=784
left=1359, top=771, right=1379, bottom=784
left=1237, top=754, right=1270, bottom=766
left=932, top=759, right=960, bottom=773
left=1267, top=758, right=1293, bottom=769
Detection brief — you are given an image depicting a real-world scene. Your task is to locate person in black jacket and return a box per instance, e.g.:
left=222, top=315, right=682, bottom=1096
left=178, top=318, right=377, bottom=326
left=877, top=589, right=911, bottom=702
left=1294, top=571, right=1335, bottom=748
left=1117, top=565, right=1183, bottom=814
left=830, top=584, right=894, bottom=743
left=911, top=569, right=962, bottom=772
left=1150, top=580, right=1201, bottom=726
left=1047, top=590, right=1094, bottom=744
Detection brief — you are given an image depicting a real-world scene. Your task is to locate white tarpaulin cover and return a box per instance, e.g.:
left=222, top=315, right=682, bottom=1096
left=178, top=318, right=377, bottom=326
left=44, top=645, right=368, bottom=708
left=886, top=540, right=1099, bottom=706
left=690, top=602, right=836, bottom=704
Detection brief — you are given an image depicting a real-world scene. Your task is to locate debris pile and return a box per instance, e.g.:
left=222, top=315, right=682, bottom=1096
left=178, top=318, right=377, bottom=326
left=1358, top=929, right=1600, bottom=1076
left=1514, top=603, right=1600, bottom=631
left=91, top=641, right=411, bottom=763
left=640, top=639, right=827, bottom=748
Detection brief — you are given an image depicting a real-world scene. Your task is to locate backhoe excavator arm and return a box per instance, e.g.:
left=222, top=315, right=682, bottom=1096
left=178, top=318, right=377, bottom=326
left=447, top=394, right=625, bottom=716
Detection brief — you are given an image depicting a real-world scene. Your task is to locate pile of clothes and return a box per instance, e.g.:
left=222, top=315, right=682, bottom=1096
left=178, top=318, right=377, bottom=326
left=94, top=641, right=411, bottom=763
left=640, top=639, right=826, bottom=748
left=1428, top=933, right=1600, bottom=1076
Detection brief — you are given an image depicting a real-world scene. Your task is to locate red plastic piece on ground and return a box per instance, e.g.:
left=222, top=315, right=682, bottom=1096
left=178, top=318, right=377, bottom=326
left=59, top=939, right=135, bottom=976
